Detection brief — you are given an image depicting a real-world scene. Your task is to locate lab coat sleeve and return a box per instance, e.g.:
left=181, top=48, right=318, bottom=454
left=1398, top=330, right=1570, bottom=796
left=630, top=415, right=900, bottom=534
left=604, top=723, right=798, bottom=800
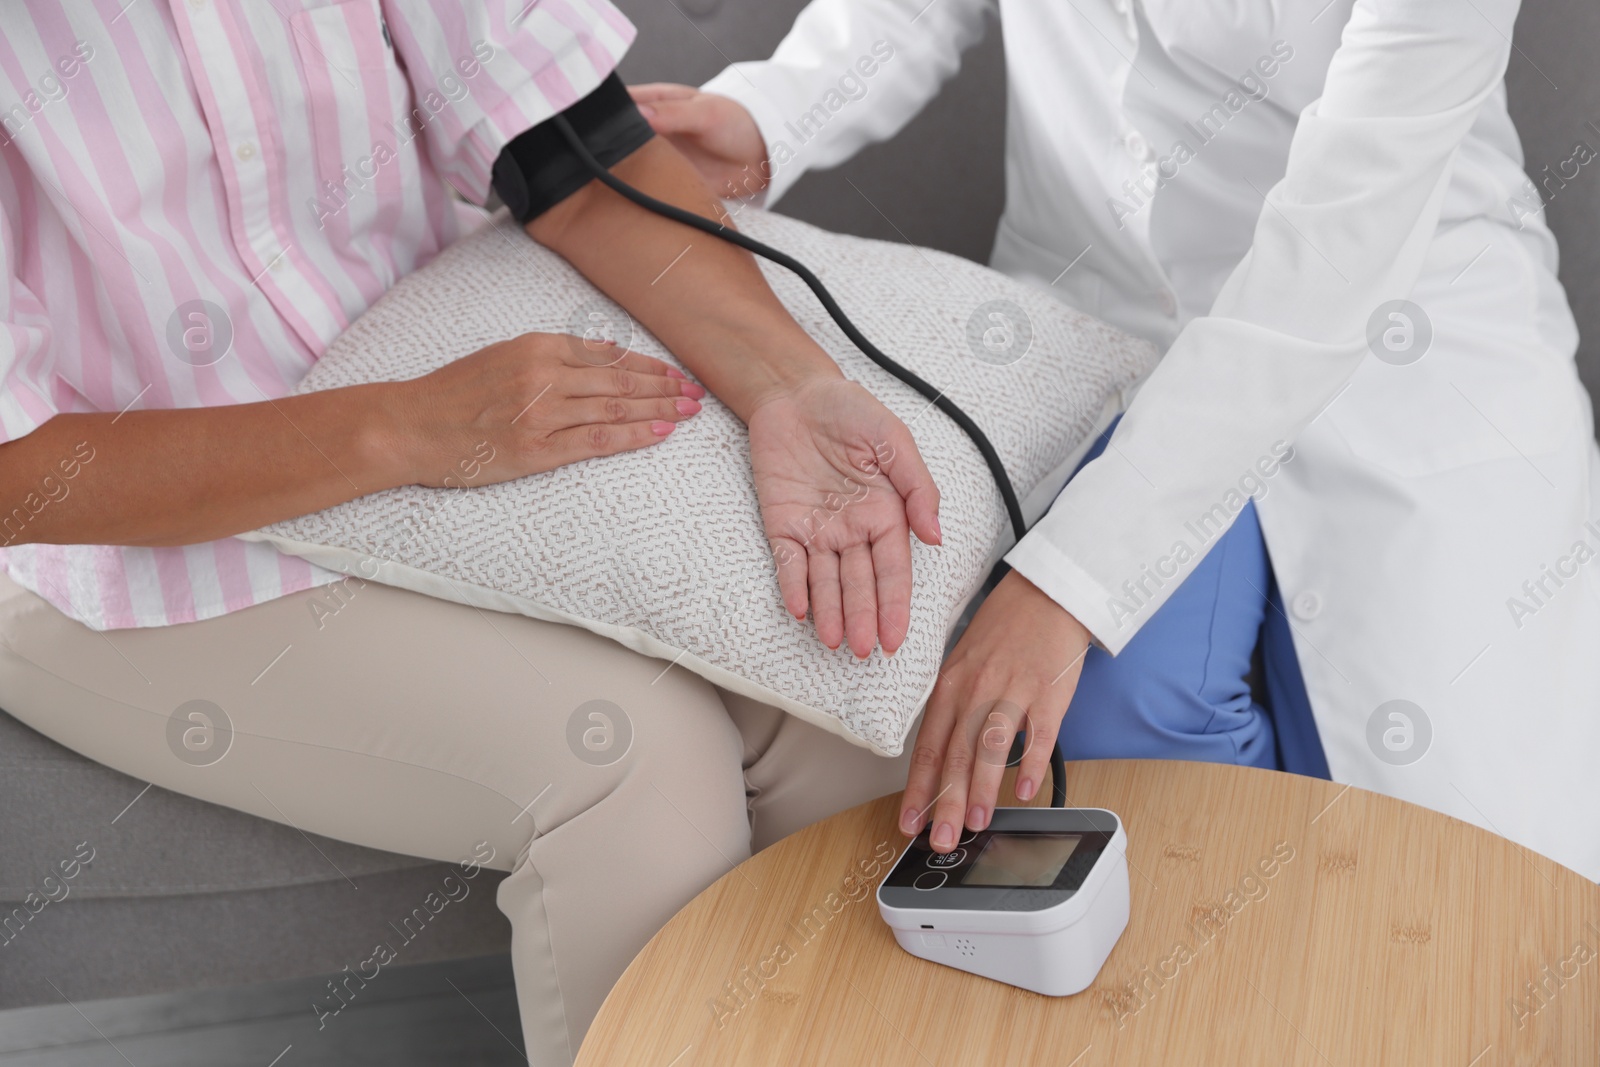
left=699, top=0, right=994, bottom=205
left=1003, top=0, right=1521, bottom=654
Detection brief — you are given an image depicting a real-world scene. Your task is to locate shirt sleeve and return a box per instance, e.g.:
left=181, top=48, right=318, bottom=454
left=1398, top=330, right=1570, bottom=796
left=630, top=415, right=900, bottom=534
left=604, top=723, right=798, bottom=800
left=0, top=204, right=59, bottom=445
left=700, top=0, right=994, bottom=205
left=381, top=0, right=636, bottom=204
left=1004, top=0, right=1521, bottom=654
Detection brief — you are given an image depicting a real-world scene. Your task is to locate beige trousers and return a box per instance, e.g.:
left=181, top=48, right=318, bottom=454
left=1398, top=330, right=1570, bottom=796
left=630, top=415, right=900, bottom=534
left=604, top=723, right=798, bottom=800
left=0, top=570, right=910, bottom=1065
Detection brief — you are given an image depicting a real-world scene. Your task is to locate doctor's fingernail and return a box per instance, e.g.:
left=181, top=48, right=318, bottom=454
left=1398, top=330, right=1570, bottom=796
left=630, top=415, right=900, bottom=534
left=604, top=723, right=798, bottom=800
left=932, top=822, right=955, bottom=850
left=900, top=809, right=921, bottom=835
left=674, top=398, right=701, bottom=416
left=967, top=805, right=987, bottom=831
left=1016, top=777, right=1036, bottom=802
left=680, top=381, right=707, bottom=400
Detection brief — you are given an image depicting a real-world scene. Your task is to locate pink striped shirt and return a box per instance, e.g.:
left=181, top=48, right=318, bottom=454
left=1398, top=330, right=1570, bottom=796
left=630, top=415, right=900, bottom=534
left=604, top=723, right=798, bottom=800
left=0, top=0, right=634, bottom=630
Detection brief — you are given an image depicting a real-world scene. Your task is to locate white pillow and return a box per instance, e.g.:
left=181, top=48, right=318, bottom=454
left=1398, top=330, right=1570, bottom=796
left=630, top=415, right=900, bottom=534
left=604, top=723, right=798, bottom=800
left=245, top=210, right=1157, bottom=755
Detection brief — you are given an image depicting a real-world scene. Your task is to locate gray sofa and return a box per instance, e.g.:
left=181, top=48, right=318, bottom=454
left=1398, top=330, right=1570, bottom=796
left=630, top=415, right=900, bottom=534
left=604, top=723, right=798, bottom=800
left=3, top=0, right=1596, bottom=1013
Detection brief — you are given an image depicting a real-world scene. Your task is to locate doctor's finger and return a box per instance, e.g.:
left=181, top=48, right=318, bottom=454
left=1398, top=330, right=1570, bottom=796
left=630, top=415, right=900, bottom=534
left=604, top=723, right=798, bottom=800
left=902, top=678, right=960, bottom=835
left=627, top=82, right=697, bottom=105
left=965, top=701, right=1025, bottom=832
left=633, top=96, right=718, bottom=138
left=1014, top=706, right=1065, bottom=806
left=927, top=722, right=979, bottom=853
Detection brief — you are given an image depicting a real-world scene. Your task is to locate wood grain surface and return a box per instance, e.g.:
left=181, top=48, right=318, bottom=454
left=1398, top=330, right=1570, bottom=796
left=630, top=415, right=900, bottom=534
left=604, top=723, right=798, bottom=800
left=575, top=760, right=1599, bottom=1066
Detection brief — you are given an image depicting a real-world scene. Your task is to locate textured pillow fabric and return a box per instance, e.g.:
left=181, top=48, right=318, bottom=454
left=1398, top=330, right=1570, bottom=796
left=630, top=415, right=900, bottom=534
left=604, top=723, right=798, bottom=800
left=245, top=210, right=1158, bottom=755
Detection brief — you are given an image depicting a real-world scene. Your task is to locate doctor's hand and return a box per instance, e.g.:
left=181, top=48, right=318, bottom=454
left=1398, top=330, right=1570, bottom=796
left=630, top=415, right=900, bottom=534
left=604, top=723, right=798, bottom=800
left=628, top=83, right=768, bottom=197
left=900, top=571, right=1093, bottom=852
left=747, top=377, right=941, bottom=658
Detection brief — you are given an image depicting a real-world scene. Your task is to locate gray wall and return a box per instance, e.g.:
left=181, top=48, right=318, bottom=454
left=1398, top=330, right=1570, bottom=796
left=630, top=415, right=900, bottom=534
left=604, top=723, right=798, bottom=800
left=615, top=1, right=1597, bottom=413
left=612, top=0, right=1006, bottom=263
left=1505, top=0, right=1600, bottom=408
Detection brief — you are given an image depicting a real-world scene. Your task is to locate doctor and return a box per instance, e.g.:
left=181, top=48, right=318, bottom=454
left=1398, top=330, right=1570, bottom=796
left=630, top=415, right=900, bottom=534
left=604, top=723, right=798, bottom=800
left=635, top=0, right=1600, bottom=879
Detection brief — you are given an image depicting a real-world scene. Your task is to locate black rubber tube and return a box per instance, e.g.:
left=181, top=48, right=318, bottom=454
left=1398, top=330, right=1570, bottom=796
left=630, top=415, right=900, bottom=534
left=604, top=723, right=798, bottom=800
left=1050, top=745, right=1067, bottom=808
left=552, top=115, right=1063, bottom=805
left=549, top=114, right=1028, bottom=542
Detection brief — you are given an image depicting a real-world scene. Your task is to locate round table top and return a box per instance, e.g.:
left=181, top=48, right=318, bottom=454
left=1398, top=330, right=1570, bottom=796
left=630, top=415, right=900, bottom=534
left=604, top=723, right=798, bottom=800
left=575, top=759, right=1600, bottom=1066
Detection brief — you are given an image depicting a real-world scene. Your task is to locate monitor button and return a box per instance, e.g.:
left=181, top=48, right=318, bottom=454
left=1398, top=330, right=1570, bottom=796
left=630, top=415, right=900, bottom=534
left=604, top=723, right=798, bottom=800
left=912, top=870, right=948, bottom=891
left=927, top=848, right=966, bottom=868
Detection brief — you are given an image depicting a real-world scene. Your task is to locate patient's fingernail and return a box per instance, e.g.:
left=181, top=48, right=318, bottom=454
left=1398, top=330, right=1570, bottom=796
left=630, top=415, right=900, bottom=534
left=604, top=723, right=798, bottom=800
left=680, top=381, right=707, bottom=400
left=675, top=398, right=701, bottom=416
left=932, top=822, right=955, bottom=850
left=651, top=421, right=675, bottom=436
left=1017, top=777, right=1036, bottom=802
left=665, top=366, right=687, bottom=379
left=637, top=102, right=656, bottom=120
left=932, top=515, right=943, bottom=542
left=900, top=809, right=921, bottom=835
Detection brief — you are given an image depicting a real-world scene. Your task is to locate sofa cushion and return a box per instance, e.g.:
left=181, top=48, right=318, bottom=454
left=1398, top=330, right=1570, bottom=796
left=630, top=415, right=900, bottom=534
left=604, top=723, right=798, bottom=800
left=0, top=711, right=432, bottom=903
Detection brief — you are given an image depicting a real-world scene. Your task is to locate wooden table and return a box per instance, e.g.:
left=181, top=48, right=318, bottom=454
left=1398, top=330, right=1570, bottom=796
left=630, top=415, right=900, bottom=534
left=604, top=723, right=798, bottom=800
left=575, top=760, right=1600, bottom=1066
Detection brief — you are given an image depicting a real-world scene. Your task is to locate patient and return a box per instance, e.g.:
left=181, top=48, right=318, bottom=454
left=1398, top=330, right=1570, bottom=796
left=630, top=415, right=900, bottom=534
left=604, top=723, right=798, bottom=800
left=0, top=5, right=932, bottom=1064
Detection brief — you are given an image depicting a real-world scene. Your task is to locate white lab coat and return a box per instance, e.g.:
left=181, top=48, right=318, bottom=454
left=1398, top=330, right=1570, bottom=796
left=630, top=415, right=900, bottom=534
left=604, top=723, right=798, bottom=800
left=705, top=0, right=1600, bottom=879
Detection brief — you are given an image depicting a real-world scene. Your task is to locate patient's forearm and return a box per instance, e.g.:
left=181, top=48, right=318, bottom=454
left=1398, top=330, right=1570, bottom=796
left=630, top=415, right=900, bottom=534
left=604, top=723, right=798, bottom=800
left=0, top=386, right=402, bottom=549
left=526, top=136, right=841, bottom=421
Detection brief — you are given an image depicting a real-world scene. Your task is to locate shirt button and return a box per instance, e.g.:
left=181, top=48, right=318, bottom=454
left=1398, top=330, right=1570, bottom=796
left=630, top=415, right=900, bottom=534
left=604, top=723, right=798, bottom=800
left=1157, top=289, right=1177, bottom=317
left=1124, top=130, right=1151, bottom=159
left=236, top=141, right=256, bottom=161
left=1292, top=591, right=1323, bottom=621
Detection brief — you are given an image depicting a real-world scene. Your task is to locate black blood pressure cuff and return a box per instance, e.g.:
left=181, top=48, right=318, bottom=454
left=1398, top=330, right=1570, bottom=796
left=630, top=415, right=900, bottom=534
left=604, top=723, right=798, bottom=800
left=491, top=73, right=655, bottom=224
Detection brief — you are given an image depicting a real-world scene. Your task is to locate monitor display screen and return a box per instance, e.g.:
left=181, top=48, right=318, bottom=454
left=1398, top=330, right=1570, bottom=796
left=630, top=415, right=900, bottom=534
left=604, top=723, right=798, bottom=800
left=960, top=833, right=1083, bottom=888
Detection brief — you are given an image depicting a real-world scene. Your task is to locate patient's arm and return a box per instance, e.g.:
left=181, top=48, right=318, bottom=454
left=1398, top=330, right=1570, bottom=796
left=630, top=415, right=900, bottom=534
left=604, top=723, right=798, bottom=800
left=525, top=136, right=833, bottom=422
left=0, top=339, right=701, bottom=549
left=526, top=137, right=943, bottom=658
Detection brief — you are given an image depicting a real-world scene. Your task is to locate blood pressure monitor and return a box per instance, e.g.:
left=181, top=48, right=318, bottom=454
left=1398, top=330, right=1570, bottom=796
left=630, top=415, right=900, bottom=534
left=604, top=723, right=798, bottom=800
left=877, top=808, right=1129, bottom=996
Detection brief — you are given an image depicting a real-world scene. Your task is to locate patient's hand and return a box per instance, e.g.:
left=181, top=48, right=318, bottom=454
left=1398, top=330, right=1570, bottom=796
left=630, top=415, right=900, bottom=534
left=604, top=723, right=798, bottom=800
left=748, top=378, right=941, bottom=658
left=388, top=333, right=704, bottom=485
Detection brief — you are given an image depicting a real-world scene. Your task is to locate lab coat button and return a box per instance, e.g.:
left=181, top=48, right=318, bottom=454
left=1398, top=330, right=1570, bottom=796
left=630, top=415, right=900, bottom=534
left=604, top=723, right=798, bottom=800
left=1157, top=290, right=1177, bottom=316
left=1124, top=130, right=1151, bottom=159
left=1292, top=591, right=1323, bottom=621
